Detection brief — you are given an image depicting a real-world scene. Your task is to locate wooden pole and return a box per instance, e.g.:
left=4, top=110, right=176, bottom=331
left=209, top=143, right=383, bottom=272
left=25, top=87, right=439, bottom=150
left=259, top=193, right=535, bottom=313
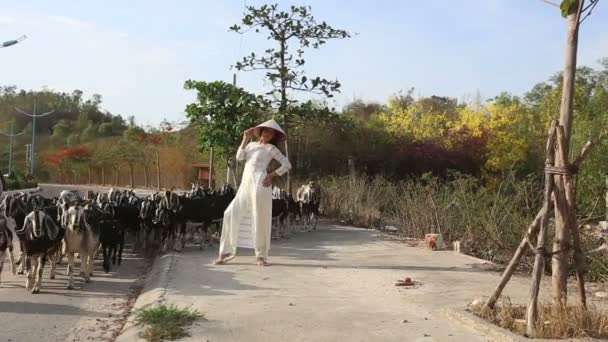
left=552, top=127, right=573, bottom=307
left=566, top=142, right=588, bottom=308
left=486, top=209, right=543, bottom=309
left=526, top=122, right=557, bottom=336
left=552, top=0, right=584, bottom=308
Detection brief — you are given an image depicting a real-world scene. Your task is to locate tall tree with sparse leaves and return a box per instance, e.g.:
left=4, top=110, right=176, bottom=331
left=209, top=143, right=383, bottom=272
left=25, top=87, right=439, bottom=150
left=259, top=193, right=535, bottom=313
left=231, top=3, right=352, bottom=189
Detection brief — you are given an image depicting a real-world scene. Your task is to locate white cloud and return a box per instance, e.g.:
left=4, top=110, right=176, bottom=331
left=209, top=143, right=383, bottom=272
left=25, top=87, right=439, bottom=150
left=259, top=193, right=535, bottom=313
left=48, top=15, right=91, bottom=28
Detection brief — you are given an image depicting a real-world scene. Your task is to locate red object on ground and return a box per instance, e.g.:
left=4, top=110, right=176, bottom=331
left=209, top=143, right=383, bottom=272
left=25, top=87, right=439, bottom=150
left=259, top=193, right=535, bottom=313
left=428, top=236, right=437, bottom=250
left=395, top=277, right=416, bottom=286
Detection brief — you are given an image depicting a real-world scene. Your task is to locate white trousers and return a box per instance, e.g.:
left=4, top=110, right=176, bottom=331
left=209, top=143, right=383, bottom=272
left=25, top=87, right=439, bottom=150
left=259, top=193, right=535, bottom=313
left=219, top=171, right=272, bottom=259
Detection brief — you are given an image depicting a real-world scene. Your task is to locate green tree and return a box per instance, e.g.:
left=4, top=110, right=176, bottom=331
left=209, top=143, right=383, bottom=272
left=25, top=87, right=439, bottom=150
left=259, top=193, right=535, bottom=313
left=81, top=122, right=98, bottom=141
left=52, top=119, right=71, bottom=142
left=111, top=115, right=126, bottom=134
left=184, top=80, right=266, bottom=160
left=123, top=126, right=146, bottom=141
left=76, top=111, right=90, bottom=131
left=231, top=3, right=352, bottom=132
left=98, top=122, right=113, bottom=137
left=343, top=99, right=384, bottom=122
left=231, top=4, right=352, bottom=190
left=66, top=134, right=80, bottom=146
left=113, top=139, right=140, bottom=188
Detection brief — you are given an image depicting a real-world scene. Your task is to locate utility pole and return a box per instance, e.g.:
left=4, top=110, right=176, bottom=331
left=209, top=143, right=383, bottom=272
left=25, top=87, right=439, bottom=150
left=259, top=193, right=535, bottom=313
left=15, top=98, right=55, bottom=175
left=25, top=144, right=31, bottom=172
left=0, top=122, right=25, bottom=175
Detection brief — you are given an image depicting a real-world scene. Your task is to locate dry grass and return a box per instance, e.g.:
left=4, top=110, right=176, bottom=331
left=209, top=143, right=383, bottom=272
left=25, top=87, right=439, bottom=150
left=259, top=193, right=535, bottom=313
left=320, top=173, right=542, bottom=263
left=469, top=299, right=608, bottom=339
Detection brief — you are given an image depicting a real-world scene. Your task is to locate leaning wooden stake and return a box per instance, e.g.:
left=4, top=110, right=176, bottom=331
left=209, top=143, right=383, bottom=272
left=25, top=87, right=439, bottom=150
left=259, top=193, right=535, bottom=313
left=486, top=209, right=543, bottom=310
left=526, top=121, right=557, bottom=336
left=558, top=131, right=587, bottom=309
left=568, top=138, right=601, bottom=308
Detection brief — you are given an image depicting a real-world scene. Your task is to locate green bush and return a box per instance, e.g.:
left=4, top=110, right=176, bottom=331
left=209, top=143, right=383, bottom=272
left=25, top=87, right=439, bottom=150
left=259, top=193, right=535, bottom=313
left=4, top=171, right=38, bottom=190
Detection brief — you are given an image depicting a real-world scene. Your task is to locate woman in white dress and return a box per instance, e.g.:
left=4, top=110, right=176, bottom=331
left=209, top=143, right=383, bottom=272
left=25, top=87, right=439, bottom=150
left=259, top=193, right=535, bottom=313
left=214, top=119, right=291, bottom=266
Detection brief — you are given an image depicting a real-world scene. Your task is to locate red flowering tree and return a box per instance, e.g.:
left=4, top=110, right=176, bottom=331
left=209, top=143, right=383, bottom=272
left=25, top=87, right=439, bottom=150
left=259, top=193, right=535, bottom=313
left=43, top=146, right=92, bottom=183
left=130, top=130, right=164, bottom=189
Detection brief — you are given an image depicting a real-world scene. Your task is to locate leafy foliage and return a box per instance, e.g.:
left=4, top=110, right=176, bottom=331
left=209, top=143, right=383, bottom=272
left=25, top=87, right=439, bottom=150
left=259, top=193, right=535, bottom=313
left=231, top=3, right=352, bottom=112
left=560, top=0, right=578, bottom=18
left=0, top=87, right=126, bottom=137
left=184, top=80, right=267, bottom=158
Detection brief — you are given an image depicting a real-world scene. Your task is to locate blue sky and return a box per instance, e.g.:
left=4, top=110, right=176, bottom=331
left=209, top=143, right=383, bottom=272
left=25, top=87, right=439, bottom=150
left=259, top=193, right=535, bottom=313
left=1, top=0, right=607, bottom=127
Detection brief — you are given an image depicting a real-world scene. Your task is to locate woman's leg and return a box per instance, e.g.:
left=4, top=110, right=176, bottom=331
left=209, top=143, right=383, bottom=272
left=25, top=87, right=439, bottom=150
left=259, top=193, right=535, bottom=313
left=253, top=187, right=273, bottom=264
left=216, top=195, right=246, bottom=263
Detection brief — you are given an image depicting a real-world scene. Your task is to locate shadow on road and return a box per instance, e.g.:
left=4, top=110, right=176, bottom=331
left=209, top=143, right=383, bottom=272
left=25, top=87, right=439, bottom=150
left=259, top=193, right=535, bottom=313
left=0, top=301, right=105, bottom=317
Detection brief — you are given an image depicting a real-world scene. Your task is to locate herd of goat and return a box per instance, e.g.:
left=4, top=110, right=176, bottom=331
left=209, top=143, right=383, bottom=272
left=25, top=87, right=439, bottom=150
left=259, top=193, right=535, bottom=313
left=0, top=183, right=320, bottom=294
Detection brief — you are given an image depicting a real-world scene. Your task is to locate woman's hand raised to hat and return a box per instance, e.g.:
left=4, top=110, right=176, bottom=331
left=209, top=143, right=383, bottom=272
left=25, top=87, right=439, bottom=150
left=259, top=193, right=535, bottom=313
left=243, top=128, right=255, bottom=139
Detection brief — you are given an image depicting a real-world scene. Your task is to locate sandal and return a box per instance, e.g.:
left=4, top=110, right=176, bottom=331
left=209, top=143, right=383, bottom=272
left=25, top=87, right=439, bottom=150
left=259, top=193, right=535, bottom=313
left=213, top=253, right=235, bottom=265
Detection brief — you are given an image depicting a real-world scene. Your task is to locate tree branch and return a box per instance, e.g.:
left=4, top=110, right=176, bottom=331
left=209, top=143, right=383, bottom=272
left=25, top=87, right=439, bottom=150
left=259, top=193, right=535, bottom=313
left=580, top=0, right=600, bottom=23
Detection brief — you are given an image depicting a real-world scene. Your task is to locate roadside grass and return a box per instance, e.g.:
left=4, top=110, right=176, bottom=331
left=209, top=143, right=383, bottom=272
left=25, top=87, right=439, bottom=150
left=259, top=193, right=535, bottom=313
left=135, top=304, right=204, bottom=341
left=469, top=299, right=608, bottom=339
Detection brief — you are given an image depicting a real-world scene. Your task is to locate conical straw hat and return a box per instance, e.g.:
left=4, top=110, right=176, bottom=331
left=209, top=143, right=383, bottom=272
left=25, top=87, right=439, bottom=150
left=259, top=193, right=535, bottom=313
left=254, top=119, right=286, bottom=140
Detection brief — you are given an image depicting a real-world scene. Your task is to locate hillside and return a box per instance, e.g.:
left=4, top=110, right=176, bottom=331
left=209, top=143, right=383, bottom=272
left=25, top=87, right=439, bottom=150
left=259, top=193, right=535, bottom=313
left=0, top=87, right=207, bottom=188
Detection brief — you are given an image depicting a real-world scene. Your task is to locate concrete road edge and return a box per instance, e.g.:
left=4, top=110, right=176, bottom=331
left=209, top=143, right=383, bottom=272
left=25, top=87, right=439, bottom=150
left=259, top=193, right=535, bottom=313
left=442, top=307, right=602, bottom=342
left=442, top=307, right=521, bottom=342
left=115, top=253, right=180, bottom=342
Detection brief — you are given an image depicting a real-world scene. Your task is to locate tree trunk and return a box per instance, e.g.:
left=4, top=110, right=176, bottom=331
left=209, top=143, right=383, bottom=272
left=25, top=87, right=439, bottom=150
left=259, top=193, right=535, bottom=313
left=129, top=164, right=135, bottom=188
left=526, top=122, right=557, bottom=336
left=115, top=166, right=120, bottom=186
left=87, top=166, right=92, bottom=184
left=552, top=0, right=583, bottom=308
left=156, top=149, right=161, bottom=191
left=226, top=157, right=232, bottom=186
left=552, top=127, right=572, bottom=308
left=101, top=167, right=106, bottom=185
left=558, top=0, right=582, bottom=147
left=209, top=147, right=214, bottom=189
left=279, top=39, right=292, bottom=194
left=144, top=165, right=149, bottom=188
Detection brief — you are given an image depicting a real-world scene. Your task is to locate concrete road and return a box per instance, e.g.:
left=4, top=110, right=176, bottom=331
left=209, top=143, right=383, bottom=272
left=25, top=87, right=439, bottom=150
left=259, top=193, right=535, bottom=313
left=118, top=224, right=542, bottom=342
left=0, top=184, right=151, bottom=342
